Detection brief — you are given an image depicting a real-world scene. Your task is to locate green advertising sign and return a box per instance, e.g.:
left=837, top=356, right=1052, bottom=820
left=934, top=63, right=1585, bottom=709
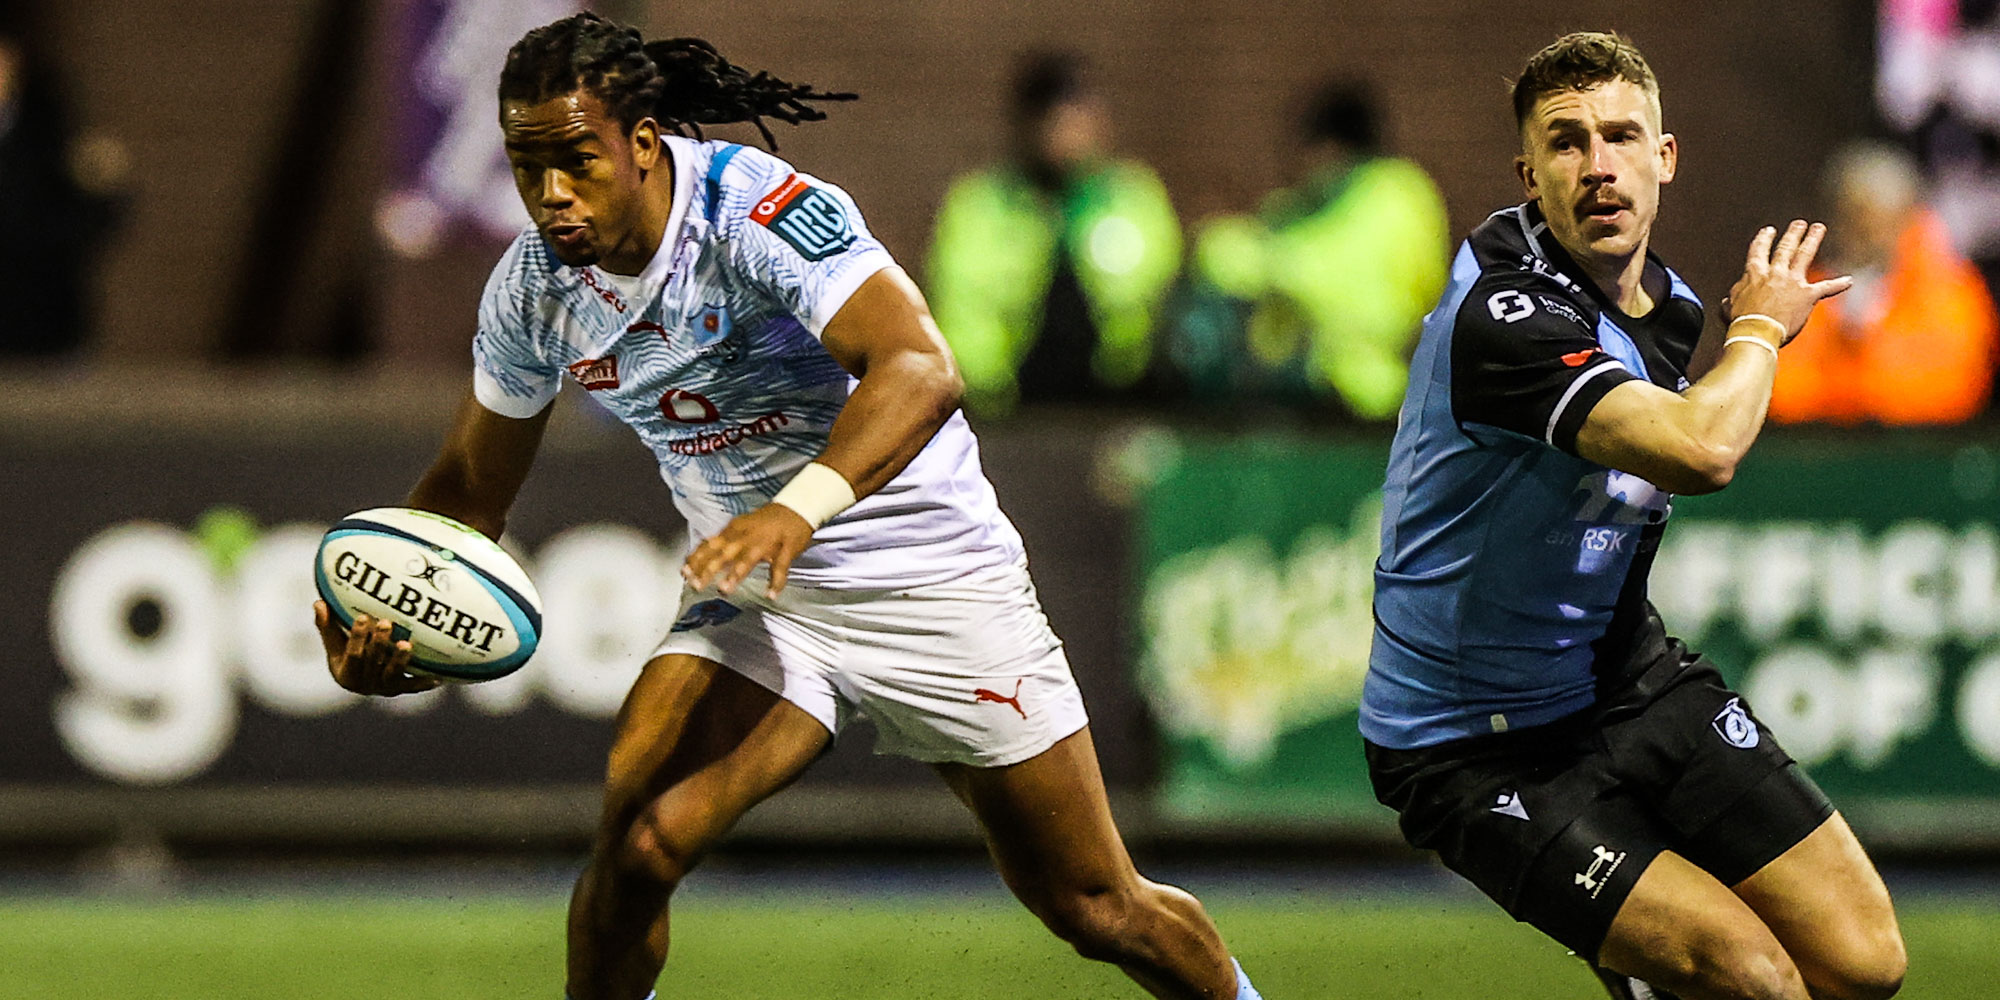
left=1135, top=435, right=1389, bottom=831
left=1135, top=433, right=2000, bottom=844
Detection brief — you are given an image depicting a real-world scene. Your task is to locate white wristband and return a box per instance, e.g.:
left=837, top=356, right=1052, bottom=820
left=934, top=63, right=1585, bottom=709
left=770, top=461, right=857, bottom=530
left=1729, top=313, right=1787, bottom=341
left=1723, top=335, right=1780, bottom=361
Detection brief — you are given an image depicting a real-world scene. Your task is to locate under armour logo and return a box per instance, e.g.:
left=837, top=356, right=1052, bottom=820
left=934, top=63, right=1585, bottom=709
left=973, top=678, right=1026, bottom=720
left=1575, top=844, right=1626, bottom=899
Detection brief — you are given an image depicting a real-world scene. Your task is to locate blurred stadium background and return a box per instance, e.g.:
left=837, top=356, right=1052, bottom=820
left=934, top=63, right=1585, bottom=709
left=6, top=0, right=2000, bottom=996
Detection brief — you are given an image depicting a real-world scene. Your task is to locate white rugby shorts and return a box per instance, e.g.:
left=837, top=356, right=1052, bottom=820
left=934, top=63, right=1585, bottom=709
left=650, top=558, right=1089, bottom=767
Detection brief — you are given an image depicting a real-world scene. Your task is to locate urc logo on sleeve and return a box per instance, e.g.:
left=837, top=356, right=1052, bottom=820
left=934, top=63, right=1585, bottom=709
left=750, top=174, right=857, bottom=261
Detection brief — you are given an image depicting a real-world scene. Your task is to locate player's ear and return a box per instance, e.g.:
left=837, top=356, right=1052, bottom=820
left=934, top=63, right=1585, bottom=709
left=630, top=116, right=663, bottom=171
left=1515, top=154, right=1537, bottom=199
left=1657, top=132, right=1678, bottom=185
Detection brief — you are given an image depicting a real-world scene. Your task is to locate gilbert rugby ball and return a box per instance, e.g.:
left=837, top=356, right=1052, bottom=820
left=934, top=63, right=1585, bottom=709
left=313, top=507, right=542, bottom=680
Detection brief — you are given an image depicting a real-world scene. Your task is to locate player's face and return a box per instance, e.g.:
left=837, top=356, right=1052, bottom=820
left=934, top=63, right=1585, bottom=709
left=501, top=90, right=663, bottom=269
left=1516, top=80, right=1677, bottom=269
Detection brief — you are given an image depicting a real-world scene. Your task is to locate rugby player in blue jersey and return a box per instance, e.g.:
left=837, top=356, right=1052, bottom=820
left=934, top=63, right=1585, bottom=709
left=312, top=14, right=1263, bottom=1000
left=1363, top=32, right=1905, bottom=1000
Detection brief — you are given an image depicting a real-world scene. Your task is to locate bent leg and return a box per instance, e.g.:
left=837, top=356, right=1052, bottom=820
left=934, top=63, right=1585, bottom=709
left=1732, top=814, right=1905, bottom=1000
left=935, top=727, right=1243, bottom=1000
left=1598, top=851, right=1809, bottom=1000
left=567, top=653, right=831, bottom=1000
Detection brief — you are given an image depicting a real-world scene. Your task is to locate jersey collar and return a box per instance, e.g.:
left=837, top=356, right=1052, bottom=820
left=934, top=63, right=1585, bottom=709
left=1519, top=200, right=1672, bottom=324
left=633, top=135, right=698, bottom=286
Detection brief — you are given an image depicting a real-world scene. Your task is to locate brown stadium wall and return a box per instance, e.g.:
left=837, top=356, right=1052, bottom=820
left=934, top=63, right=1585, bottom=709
left=38, top=0, right=1874, bottom=365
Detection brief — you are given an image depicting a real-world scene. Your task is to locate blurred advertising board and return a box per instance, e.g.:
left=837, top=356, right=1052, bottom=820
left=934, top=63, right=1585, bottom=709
left=7, top=439, right=685, bottom=791
left=1132, top=435, right=1387, bottom=831
left=0, top=420, right=1147, bottom=831
left=1135, top=433, right=2000, bottom=844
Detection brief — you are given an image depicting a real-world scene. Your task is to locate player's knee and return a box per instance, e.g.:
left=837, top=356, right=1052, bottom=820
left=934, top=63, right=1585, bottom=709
left=604, top=805, right=701, bottom=889
left=1813, top=930, right=1907, bottom=1000
left=1648, top=928, right=1805, bottom=1000
left=1030, top=884, right=1144, bottom=963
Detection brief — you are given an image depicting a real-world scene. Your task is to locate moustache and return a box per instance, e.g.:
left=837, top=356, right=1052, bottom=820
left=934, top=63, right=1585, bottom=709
left=1576, top=194, right=1634, bottom=218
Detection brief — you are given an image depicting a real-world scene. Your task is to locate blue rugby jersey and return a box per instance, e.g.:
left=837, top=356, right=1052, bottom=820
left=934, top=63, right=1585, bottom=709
left=1361, top=201, right=1705, bottom=749
left=472, top=137, right=1024, bottom=590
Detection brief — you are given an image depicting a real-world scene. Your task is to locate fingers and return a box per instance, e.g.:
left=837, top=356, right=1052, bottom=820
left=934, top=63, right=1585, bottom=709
left=713, top=540, right=768, bottom=596
left=681, top=536, right=739, bottom=593
left=1810, top=274, right=1855, bottom=299
left=1791, top=222, right=1828, bottom=278
left=768, top=551, right=792, bottom=598
left=340, top=613, right=376, bottom=682
left=314, top=600, right=346, bottom=660
left=766, top=534, right=809, bottom=599
left=682, top=508, right=817, bottom=598
left=1746, top=225, right=1776, bottom=270
left=382, top=641, right=439, bottom=695
left=681, top=537, right=760, bottom=596
left=1769, top=219, right=1808, bottom=272
left=325, top=611, right=436, bottom=697
left=682, top=534, right=798, bottom=598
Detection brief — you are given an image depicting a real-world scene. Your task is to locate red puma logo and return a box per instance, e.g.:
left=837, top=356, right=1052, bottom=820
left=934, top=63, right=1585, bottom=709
left=973, top=678, right=1026, bottom=720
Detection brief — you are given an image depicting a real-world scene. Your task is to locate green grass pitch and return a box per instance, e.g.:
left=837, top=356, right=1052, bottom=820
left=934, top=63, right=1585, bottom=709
left=0, top=895, right=1993, bottom=998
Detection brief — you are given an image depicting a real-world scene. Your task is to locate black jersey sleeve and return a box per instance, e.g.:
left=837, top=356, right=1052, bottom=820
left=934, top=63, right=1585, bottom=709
left=1450, top=280, right=1639, bottom=455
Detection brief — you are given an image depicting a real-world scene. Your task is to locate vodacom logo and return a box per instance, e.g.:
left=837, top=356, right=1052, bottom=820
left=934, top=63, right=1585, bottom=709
left=660, top=388, right=721, bottom=424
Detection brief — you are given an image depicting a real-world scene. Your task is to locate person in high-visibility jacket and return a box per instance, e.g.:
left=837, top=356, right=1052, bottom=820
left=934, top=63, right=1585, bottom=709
left=1175, top=81, right=1448, bottom=419
left=926, top=53, right=1182, bottom=415
left=1771, top=140, right=1999, bottom=426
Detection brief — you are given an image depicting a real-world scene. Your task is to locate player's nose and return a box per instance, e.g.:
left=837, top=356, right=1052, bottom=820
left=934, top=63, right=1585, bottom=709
left=540, top=170, right=574, bottom=207
left=1585, top=135, right=1618, bottom=180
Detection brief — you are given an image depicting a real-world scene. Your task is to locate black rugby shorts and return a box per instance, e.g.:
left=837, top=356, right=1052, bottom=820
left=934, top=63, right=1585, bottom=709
left=1365, top=656, right=1833, bottom=957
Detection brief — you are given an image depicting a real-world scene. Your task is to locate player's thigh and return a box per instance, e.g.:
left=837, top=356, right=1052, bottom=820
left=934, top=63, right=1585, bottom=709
left=1731, top=813, right=1905, bottom=998
left=933, top=726, right=1140, bottom=900
left=599, top=652, right=831, bottom=850
left=825, top=559, right=1090, bottom=768
left=1598, top=850, right=1807, bottom=998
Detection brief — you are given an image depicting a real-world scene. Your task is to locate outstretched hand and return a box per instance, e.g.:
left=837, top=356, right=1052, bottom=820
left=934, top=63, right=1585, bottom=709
left=1725, top=220, right=1853, bottom=345
left=681, top=504, right=816, bottom=599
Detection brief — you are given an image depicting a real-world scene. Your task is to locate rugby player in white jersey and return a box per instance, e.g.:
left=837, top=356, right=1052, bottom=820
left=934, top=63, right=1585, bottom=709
left=312, top=14, right=1265, bottom=1000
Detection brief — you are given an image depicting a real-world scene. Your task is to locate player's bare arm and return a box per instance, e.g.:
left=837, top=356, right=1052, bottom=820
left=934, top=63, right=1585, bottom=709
left=680, top=266, right=961, bottom=597
left=317, top=389, right=554, bottom=696
left=405, top=389, right=555, bottom=539
left=1575, top=220, right=1853, bottom=494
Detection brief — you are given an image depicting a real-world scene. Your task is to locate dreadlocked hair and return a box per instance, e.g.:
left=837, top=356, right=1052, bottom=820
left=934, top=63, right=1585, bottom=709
left=499, top=12, right=856, bottom=149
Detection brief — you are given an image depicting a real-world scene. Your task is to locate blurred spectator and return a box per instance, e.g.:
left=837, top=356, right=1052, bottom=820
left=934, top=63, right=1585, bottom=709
left=1171, top=80, right=1447, bottom=419
left=926, top=52, right=1181, bottom=415
left=0, top=19, right=129, bottom=357
left=1770, top=140, right=1999, bottom=426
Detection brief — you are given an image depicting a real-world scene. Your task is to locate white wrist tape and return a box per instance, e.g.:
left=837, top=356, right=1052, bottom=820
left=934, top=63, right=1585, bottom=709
left=1729, top=313, right=1787, bottom=341
left=770, top=462, right=857, bottom=530
left=1723, top=335, right=1780, bottom=361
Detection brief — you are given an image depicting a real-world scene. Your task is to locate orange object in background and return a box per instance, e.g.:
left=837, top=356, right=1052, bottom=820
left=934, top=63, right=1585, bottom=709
left=1771, top=210, right=2000, bottom=426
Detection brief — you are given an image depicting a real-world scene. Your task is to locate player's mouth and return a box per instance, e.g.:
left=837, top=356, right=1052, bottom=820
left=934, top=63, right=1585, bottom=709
left=1579, top=199, right=1631, bottom=225
left=545, top=221, right=592, bottom=252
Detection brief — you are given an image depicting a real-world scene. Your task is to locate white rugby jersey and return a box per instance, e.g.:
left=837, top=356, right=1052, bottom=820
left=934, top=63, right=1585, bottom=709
left=472, top=137, right=1024, bottom=589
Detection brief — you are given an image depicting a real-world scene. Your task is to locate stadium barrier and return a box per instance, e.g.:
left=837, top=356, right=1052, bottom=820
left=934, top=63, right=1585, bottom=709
left=6, top=372, right=1998, bottom=852
left=1132, top=430, right=2000, bottom=850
